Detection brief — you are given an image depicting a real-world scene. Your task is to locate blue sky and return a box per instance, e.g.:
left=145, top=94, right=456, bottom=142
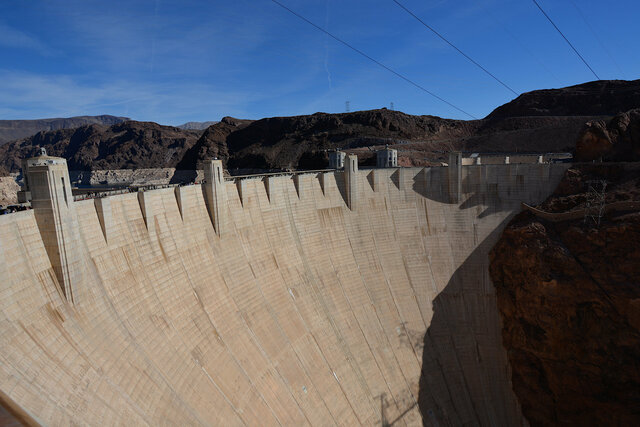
left=0, top=0, right=637, bottom=125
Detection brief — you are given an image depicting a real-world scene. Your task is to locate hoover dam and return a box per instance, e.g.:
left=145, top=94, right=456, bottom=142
left=0, top=152, right=570, bottom=425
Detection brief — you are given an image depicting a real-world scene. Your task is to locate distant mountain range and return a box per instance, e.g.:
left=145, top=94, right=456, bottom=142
left=0, top=115, right=129, bottom=145
left=176, top=121, right=219, bottom=130
left=0, top=121, right=201, bottom=173
left=1, top=79, right=640, bottom=175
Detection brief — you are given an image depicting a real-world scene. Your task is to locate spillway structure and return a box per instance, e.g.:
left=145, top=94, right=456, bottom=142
left=0, top=151, right=569, bottom=425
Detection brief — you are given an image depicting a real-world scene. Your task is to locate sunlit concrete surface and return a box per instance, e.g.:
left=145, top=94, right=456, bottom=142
left=0, top=160, right=568, bottom=425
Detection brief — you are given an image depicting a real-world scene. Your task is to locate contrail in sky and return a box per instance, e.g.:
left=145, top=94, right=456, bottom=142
left=150, top=0, right=159, bottom=73
left=324, top=0, right=332, bottom=89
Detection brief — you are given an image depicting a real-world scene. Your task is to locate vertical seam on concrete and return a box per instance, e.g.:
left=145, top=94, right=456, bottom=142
left=330, top=227, right=405, bottom=424
left=372, top=173, right=429, bottom=402
left=282, top=180, right=379, bottom=422
left=344, top=175, right=425, bottom=416
left=166, top=187, right=269, bottom=425
left=152, top=194, right=256, bottom=426
left=260, top=176, right=363, bottom=424
left=383, top=175, right=429, bottom=352
left=203, top=191, right=304, bottom=426
left=94, top=196, right=220, bottom=426
left=223, top=209, right=308, bottom=427
left=344, top=220, right=420, bottom=422
left=240, top=180, right=340, bottom=425
left=74, top=204, right=165, bottom=424
left=84, top=259, right=210, bottom=425
left=371, top=185, right=426, bottom=363
left=307, top=178, right=413, bottom=425
left=441, top=192, right=489, bottom=424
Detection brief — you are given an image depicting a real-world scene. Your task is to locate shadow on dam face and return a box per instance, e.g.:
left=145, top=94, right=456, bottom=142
left=0, top=163, right=569, bottom=425
left=416, top=217, right=519, bottom=426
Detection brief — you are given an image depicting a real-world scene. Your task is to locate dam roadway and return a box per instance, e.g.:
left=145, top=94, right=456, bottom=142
left=0, top=156, right=568, bottom=425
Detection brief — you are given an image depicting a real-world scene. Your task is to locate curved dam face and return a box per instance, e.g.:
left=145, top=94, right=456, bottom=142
left=0, top=162, right=568, bottom=425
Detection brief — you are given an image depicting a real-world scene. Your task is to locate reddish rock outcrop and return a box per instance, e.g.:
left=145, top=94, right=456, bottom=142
left=490, top=165, right=640, bottom=426
left=575, top=120, right=612, bottom=161
left=576, top=109, right=640, bottom=161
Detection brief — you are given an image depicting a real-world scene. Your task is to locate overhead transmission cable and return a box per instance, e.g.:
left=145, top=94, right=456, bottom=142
left=483, top=8, right=561, bottom=84
left=531, top=0, right=600, bottom=80
left=270, top=0, right=477, bottom=119
left=391, top=0, right=518, bottom=96
left=569, top=0, right=624, bottom=78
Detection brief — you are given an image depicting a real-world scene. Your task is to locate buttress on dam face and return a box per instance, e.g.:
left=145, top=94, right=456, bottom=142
left=0, top=153, right=569, bottom=425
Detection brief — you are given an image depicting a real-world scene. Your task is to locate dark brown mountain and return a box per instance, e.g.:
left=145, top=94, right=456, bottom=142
left=2, top=79, right=640, bottom=175
left=185, top=108, right=606, bottom=171
left=0, top=109, right=602, bottom=174
left=0, top=115, right=129, bottom=146
left=0, top=121, right=200, bottom=172
left=176, top=117, right=253, bottom=169
left=184, top=110, right=481, bottom=171
left=487, top=79, right=640, bottom=119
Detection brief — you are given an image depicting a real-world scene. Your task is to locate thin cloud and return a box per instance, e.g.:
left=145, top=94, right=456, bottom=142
left=0, top=70, right=246, bottom=123
left=0, top=69, right=321, bottom=124
left=0, top=22, right=50, bottom=55
left=52, top=1, right=275, bottom=78
left=323, top=0, right=332, bottom=90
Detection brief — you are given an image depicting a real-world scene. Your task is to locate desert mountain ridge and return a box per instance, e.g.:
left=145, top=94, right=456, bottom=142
left=176, top=121, right=219, bottom=130
left=0, top=114, right=130, bottom=146
left=487, top=79, right=640, bottom=119
left=1, top=78, right=639, bottom=175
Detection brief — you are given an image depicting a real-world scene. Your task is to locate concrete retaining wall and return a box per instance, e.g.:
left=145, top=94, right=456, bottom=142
left=0, top=163, right=569, bottom=425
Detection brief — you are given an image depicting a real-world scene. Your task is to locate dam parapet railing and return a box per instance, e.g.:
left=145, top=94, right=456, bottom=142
left=458, top=152, right=572, bottom=165
left=10, top=152, right=570, bottom=206
left=13, top=151, right=575, bottom=208
left=68, top=169, right=340, bottom=202
left=13, top=150, right=574, bottom=303
left=11, top=152, right=574, bottom=210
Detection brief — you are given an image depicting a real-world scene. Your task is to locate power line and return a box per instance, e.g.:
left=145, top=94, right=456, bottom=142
left=391, top=0, right=518, bottom=96
left=531, top=0, right=600, bottom=80
left=483, top=7, right=561, bottom=85
left=569, top=0, right=624, bottom=78
left=270, top=0, right=477, bottom=119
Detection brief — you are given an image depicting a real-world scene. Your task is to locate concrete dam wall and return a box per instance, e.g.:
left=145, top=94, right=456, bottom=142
left=0, top=158, right=569, bottom=425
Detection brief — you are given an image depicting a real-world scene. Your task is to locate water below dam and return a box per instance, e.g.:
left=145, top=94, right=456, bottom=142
left=0, top=159, right=568, bottom=425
